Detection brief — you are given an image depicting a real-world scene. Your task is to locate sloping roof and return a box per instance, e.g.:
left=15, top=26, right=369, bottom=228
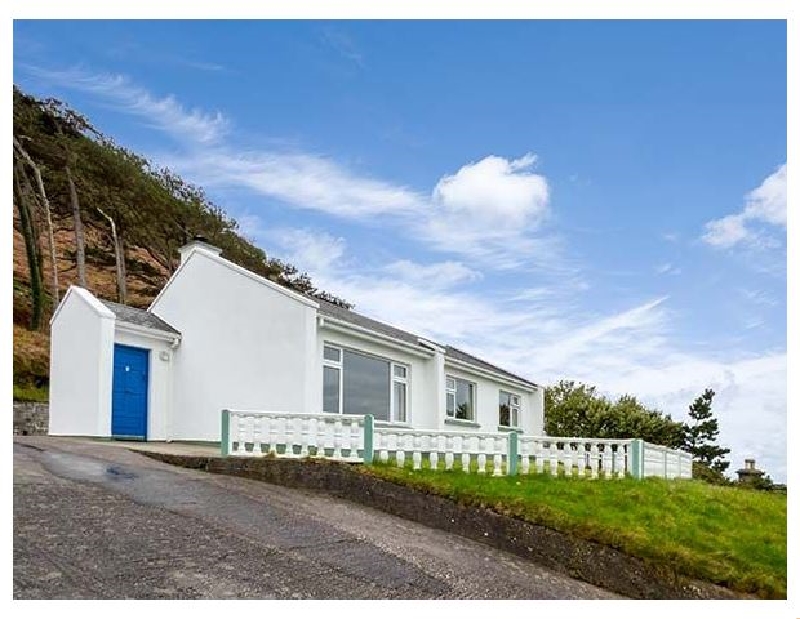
left=315, top=297, right=538, bottom=389
left=100, top=299, right=181, bottom=335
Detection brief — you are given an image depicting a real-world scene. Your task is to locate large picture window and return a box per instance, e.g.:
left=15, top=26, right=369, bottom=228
left=499, top=390, right=521, bottom=428
left=446, top=375, right=475, bottom=421
left=323, top=344, right=409, bottom=423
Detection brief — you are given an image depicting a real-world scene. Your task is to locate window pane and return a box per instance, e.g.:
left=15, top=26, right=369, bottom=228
left=455, top=379, right=473, bottom=420
left=394, top=365, right=407, bottom=379
left=511, top=408, right=518, bottom=427
left=324, top=346, right=341, bottom=363
left=394, top=382, right=407, bottom=423
left=343, top=350, right=390, bottom=421
left=323, top=366, right=340, bottom=413
left=499, top=403, right=510, bottom=427
left=446, top=376, right=455, bottom=391
left=446, top=392, right=455, bottom=417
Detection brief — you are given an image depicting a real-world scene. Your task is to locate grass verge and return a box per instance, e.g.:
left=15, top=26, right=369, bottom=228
left=13, top=383, right=49, bottom=403
left=362, top=462, right=786, bottom=598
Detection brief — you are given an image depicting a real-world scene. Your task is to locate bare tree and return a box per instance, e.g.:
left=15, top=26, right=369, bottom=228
left=97, top=206, right=126, bottom=304
left=66, top=165, right=86, bottom=287
left=14, top=135, right=59, bottom=305
left=13, top=155, right=44, bottom=330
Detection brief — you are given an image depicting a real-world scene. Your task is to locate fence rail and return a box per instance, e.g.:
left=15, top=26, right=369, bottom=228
left=220, top=409, right=692, bottom=479
left=222, top=409, right=371, bottom=462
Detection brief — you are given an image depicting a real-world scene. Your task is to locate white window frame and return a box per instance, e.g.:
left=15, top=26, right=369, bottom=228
left=391, top=363, right=409, bottom=423
left=323, top=342, right=410, bottom=423
left=323, top=345, right=343, bottom=414
left=445, top=374, right=476, bottom=421
left=499, top=390, right=521, bottom=428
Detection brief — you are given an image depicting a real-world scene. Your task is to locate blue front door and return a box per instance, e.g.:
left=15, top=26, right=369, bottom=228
left=111, top=344, right=149, bottom=439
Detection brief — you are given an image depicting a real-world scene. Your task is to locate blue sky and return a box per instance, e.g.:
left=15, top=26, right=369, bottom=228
left=14, top=20, right=787, bottom=480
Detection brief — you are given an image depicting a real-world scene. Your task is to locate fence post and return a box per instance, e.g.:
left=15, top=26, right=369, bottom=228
left=363, top=414, right=374, bottom=464
left=630, top=439, right=644, bottom=479
left=508, top=431, right=518, bottom=476
left=221, top=409, right=231, bottom=457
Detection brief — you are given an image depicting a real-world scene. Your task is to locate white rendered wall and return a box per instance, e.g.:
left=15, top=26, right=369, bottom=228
left=442, top=362, right=543, bottom=434
left=316, top=326, right=437, bottom=427
left=150, top=250, right=317, bottom=441
left=49, top=288, right=115, bottom=437
left=113, top=329, right=174, bottom=441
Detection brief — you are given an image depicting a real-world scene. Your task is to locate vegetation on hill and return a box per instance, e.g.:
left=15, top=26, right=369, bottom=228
left=12, top=85, right=349, bottom=392
left=365, top=463, right=786, bottom=598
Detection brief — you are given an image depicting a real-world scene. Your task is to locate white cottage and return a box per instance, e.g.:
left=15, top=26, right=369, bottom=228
left=48, top=239, right=544, bottom=442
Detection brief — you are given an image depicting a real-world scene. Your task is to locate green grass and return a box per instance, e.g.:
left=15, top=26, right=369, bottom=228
left=361, top=460, right=786, bottom=599
left=13, top=383, right=49, bottom=403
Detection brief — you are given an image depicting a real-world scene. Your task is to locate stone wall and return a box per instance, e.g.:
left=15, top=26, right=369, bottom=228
left=13, top=402, right=49, bottom=436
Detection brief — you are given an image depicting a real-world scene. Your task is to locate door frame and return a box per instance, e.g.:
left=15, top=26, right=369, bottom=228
left=111, top=343, right=151, bottom=440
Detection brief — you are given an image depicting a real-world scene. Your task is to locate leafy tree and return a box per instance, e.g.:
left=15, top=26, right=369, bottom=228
left=544, top=379, right=685, bottom=447
left=681, top=388, right=730, bottom=474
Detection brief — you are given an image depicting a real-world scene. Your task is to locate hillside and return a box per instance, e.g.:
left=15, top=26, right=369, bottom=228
left=12, top=86, right=346, bottom=396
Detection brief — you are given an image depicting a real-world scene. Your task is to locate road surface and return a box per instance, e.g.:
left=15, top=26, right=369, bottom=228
left=13, top=437, right=620, bottom=599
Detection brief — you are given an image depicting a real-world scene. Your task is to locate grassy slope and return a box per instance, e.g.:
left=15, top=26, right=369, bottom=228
left=363, top=464, right=786, bottom=598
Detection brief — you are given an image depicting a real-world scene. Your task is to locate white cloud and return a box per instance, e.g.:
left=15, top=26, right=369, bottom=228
left=702, top=164, right=787, bottom=248
left=431, top=154, right=548, bottom=227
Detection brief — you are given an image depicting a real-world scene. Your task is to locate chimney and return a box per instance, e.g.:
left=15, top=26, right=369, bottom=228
left=178, top=235, right=222, bottom=266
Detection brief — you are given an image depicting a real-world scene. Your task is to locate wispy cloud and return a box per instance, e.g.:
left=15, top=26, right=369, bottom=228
left=655, top=262, right=681, bottom=275
left=319, top=27, right=365, bottom=69
left=702, top=164, right=787, bottom=249
left=21, top=65, right=229, bottom=144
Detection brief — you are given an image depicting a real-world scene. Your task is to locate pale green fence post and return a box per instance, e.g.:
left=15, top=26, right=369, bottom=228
left=221, top=409, right=231, bottom=457
left=630, top=439, right=644, bottom=479
left=363, top=414, right=374, bottom=464
left=508, top=431, right=519, bottom=476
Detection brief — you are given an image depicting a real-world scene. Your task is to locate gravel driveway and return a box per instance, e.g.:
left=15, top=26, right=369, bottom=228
left=13, top=436, right=620, bottom=599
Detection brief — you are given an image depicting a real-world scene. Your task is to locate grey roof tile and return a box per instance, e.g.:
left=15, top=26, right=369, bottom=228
left=100, top=299, right=181, bottom=335
left=315, top=297, right=538, bottom=389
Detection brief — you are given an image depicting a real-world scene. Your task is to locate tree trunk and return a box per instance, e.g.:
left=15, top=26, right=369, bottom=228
left=14, top=158, right=44, bottom=330
left=14, top=136, right=59, bottom=306
left=66, top=165, right=86, bottom=288
left=116, top=231, right=128, bottom=303
left=17, top=157, right=46, bottom=288
left=97, top=207, right=126, bottom=304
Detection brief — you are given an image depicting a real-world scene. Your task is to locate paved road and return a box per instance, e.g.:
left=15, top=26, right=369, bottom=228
left=13, top=437, right=620, bottom=599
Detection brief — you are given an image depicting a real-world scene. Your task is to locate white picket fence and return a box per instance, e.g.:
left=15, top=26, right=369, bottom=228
left=374, top=427, right=510, bottom=475
left=220, top=409, right=692, bottom=479
left=224, top=410, right=368, bottom=462
left=519, top=437, right=631, bottom=478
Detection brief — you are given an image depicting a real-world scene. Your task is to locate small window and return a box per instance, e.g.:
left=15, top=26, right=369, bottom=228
left=446, top=374, right=475, bottom=421
left=499, top=390, right=521, bottom=428
left=394, top=365, right=407, bottom=379
left=324, top=346, right=341, bottom=363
